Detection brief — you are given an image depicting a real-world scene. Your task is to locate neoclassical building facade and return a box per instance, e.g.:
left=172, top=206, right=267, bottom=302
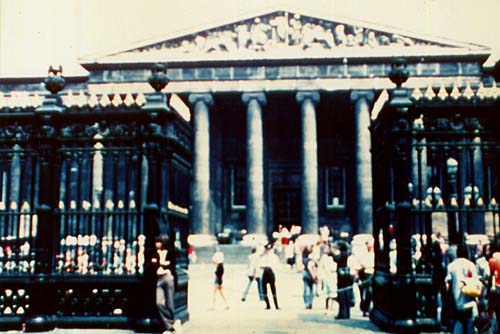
left=0, top=7, right=493, bottom=239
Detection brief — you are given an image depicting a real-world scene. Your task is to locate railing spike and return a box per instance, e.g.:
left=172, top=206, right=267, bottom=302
left=437, top=84, right=448, bottom=100
left=462, top=81, right=475, bottom=100
left=111, top=93, right=123, bottom=107
left=99, top=94, right=111, bottom=108
left=88, top=92, right=98, bottom=108
left=124, top=93, right=135, bottom=106
left=410, top=87, right=423, bottom=101
left=77, top=89, right=87, bottom=108
left=424, top=84, right=435, bottom=100
left=135, top=93, right=146, bottom=106
left=450, top=81, right=461, bottom=100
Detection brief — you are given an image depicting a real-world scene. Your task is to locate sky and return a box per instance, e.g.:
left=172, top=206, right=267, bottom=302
left=0, top=0, right=499, bottom=77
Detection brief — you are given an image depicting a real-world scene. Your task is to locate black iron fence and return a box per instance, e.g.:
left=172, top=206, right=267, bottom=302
left=371, top=71, right=500, bottom=332
left=0, top=82, right=192, bottom=331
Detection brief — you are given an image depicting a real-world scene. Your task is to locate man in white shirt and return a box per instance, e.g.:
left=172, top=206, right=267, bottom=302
left=241, top=247, right=263, bottom=301
left=259, top=244, right=280, bottom=310
left=357, top=240, right=375, bottom=317
left=446, top=244, right=478, bottom=334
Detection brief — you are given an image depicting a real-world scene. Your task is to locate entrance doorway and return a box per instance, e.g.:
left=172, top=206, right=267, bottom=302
left=272, top=187, right=300, bottom=230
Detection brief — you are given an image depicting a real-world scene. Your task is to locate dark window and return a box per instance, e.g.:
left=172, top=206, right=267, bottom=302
left=325, top=166, right=346, bottom=209
left=231, top=167, right=246, bottom=208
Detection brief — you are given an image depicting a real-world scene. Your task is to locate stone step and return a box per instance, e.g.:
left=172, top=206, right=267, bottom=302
left=191, top=244, right=255, bottom=265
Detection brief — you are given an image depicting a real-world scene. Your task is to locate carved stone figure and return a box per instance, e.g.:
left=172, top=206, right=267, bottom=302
left=270, top=15, right=289, bottom=43
left=353, top=26, right=364, bottom=46
left=378, top=34, right=391, bottom=46
left=366, top=31, right=379, bottom=47
left=132, top=12, right=426, bottom=55
left=346, top=33, right=356, bottom=47
left=334, top=24, right=347, bottom=45
left=193, top=35, right=207, bottom=51
left=236, top=24, right=251, bottom=49
left=302, top=23, right=334, bottom=49
left=204, top=30, right=237, bottom=53
left=289, top=15, right=303, bottom=45
left=179, top=40, right=195, bottom=53
left=250, top=18, right=271, bottom=51
left=390, top=34, right=415, bottom=46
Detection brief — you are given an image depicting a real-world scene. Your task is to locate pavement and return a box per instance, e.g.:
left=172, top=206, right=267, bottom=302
left=3, top=262, right=404, bottom=334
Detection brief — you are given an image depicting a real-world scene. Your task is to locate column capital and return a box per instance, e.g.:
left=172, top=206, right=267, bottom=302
left=350, top=90, right=374, bottom=104
left=188, top=93, right=214, bottom=107
left=296, top=91, right=320, bottom=105
left=242, top=92, right=267, bottom=106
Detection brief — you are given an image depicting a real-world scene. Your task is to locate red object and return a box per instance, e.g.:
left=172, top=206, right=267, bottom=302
left=388, top=224, right=394, bottom=234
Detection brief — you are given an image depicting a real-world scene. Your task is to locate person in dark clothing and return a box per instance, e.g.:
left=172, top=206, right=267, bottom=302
left=431, top=239, right=450, bottom=331
left=152, top=235, right=179, bottom=333
left=303, top=247, right=318, bottom=309
left=334, top=241, right=353, bottom=319
left=211, top=249, right=229, bottom=310
left=260, top=243, right=280, bottom=310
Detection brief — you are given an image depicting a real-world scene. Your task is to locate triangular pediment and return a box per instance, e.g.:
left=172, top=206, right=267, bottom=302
left=84, top=8, right=489, bottom=64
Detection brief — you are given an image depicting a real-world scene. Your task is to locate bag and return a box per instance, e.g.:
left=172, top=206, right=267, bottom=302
left=461, top=277, right=482, bottom=299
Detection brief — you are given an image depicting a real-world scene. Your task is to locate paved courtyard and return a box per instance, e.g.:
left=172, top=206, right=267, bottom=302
left=180, top=263, right=385, bottom=334
left=6, top=260, right=441, bottom=334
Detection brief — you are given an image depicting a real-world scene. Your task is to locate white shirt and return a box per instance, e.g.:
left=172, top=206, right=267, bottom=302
left=259, top=251, right=280, bottom=272
left=359, top=251, right=375, bottom=275
left=156, top=249, right=171, bottom=276
left=446, top=257, right=478, bottom=310
left=247, top=252, right=261, bottom=277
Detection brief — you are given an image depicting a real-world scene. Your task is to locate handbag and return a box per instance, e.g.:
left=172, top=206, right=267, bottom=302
left=461, top=277, right=482, bottom=299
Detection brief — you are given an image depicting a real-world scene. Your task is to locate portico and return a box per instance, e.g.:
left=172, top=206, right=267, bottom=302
left=80, top=7, right=489, bottom=237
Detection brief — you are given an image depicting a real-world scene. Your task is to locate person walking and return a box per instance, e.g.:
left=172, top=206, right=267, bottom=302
left=260, top=243, right=280, bottom=310
left=431, top=238, right=451, bottom=331
left=333, top=241, right=353, bottom=319
left=211, top=248, right=229, bottom=310
left=302, top=247, right=318, bottom=310
left=446, top=244, right=479, bottom=334
left=318, top=246, right=337, bottom=313
left=475, top=243, right=491, bottom=311
left=241, top=247, right=263, bottom=302
left=357, top=240, right=375, bottom=317
left=152, top=235, right=181, bottom=334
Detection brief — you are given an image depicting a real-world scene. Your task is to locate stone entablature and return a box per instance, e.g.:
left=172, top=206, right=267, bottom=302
left=87, top=61, right=483, bottom=84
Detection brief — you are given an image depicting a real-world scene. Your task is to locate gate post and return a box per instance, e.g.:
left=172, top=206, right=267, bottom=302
left=371, top=59, right=440, bottom=332
left=136, top=64, right=172, bottom=331
left=26, top=67, right=64, bottom=332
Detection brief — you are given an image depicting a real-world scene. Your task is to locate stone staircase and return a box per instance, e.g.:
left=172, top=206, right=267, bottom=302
left=191, top=244, right=254, bottom=265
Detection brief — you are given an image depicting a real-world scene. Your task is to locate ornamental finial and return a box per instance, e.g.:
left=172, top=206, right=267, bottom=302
left=148, top=63, right=169, bottom=92
left=44, top=65, right=65, bottom=94
left=388, top=58, right=409, bottom=88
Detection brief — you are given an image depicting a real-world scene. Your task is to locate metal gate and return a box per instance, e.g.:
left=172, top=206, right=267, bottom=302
left=371, top=60, right=500, bottom=332
left=0, top=66, right=191, bottom=331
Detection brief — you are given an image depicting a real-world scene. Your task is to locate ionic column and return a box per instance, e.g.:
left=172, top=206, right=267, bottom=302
left=297, top=91, right=320, bottom=234
left=351, top=90, right=374, bottom=234
left=242, top=93, right=266, bottom=234
left=188, top=93, right=213, bottom=234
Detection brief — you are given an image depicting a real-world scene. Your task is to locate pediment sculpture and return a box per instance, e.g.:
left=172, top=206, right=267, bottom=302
left=132, top=11, right=448, bottom=56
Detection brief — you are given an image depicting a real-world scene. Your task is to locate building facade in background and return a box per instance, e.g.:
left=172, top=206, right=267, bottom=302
left=0, top=7, right=494, bottom=239
left=2, top=5, right=500, bottom=331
